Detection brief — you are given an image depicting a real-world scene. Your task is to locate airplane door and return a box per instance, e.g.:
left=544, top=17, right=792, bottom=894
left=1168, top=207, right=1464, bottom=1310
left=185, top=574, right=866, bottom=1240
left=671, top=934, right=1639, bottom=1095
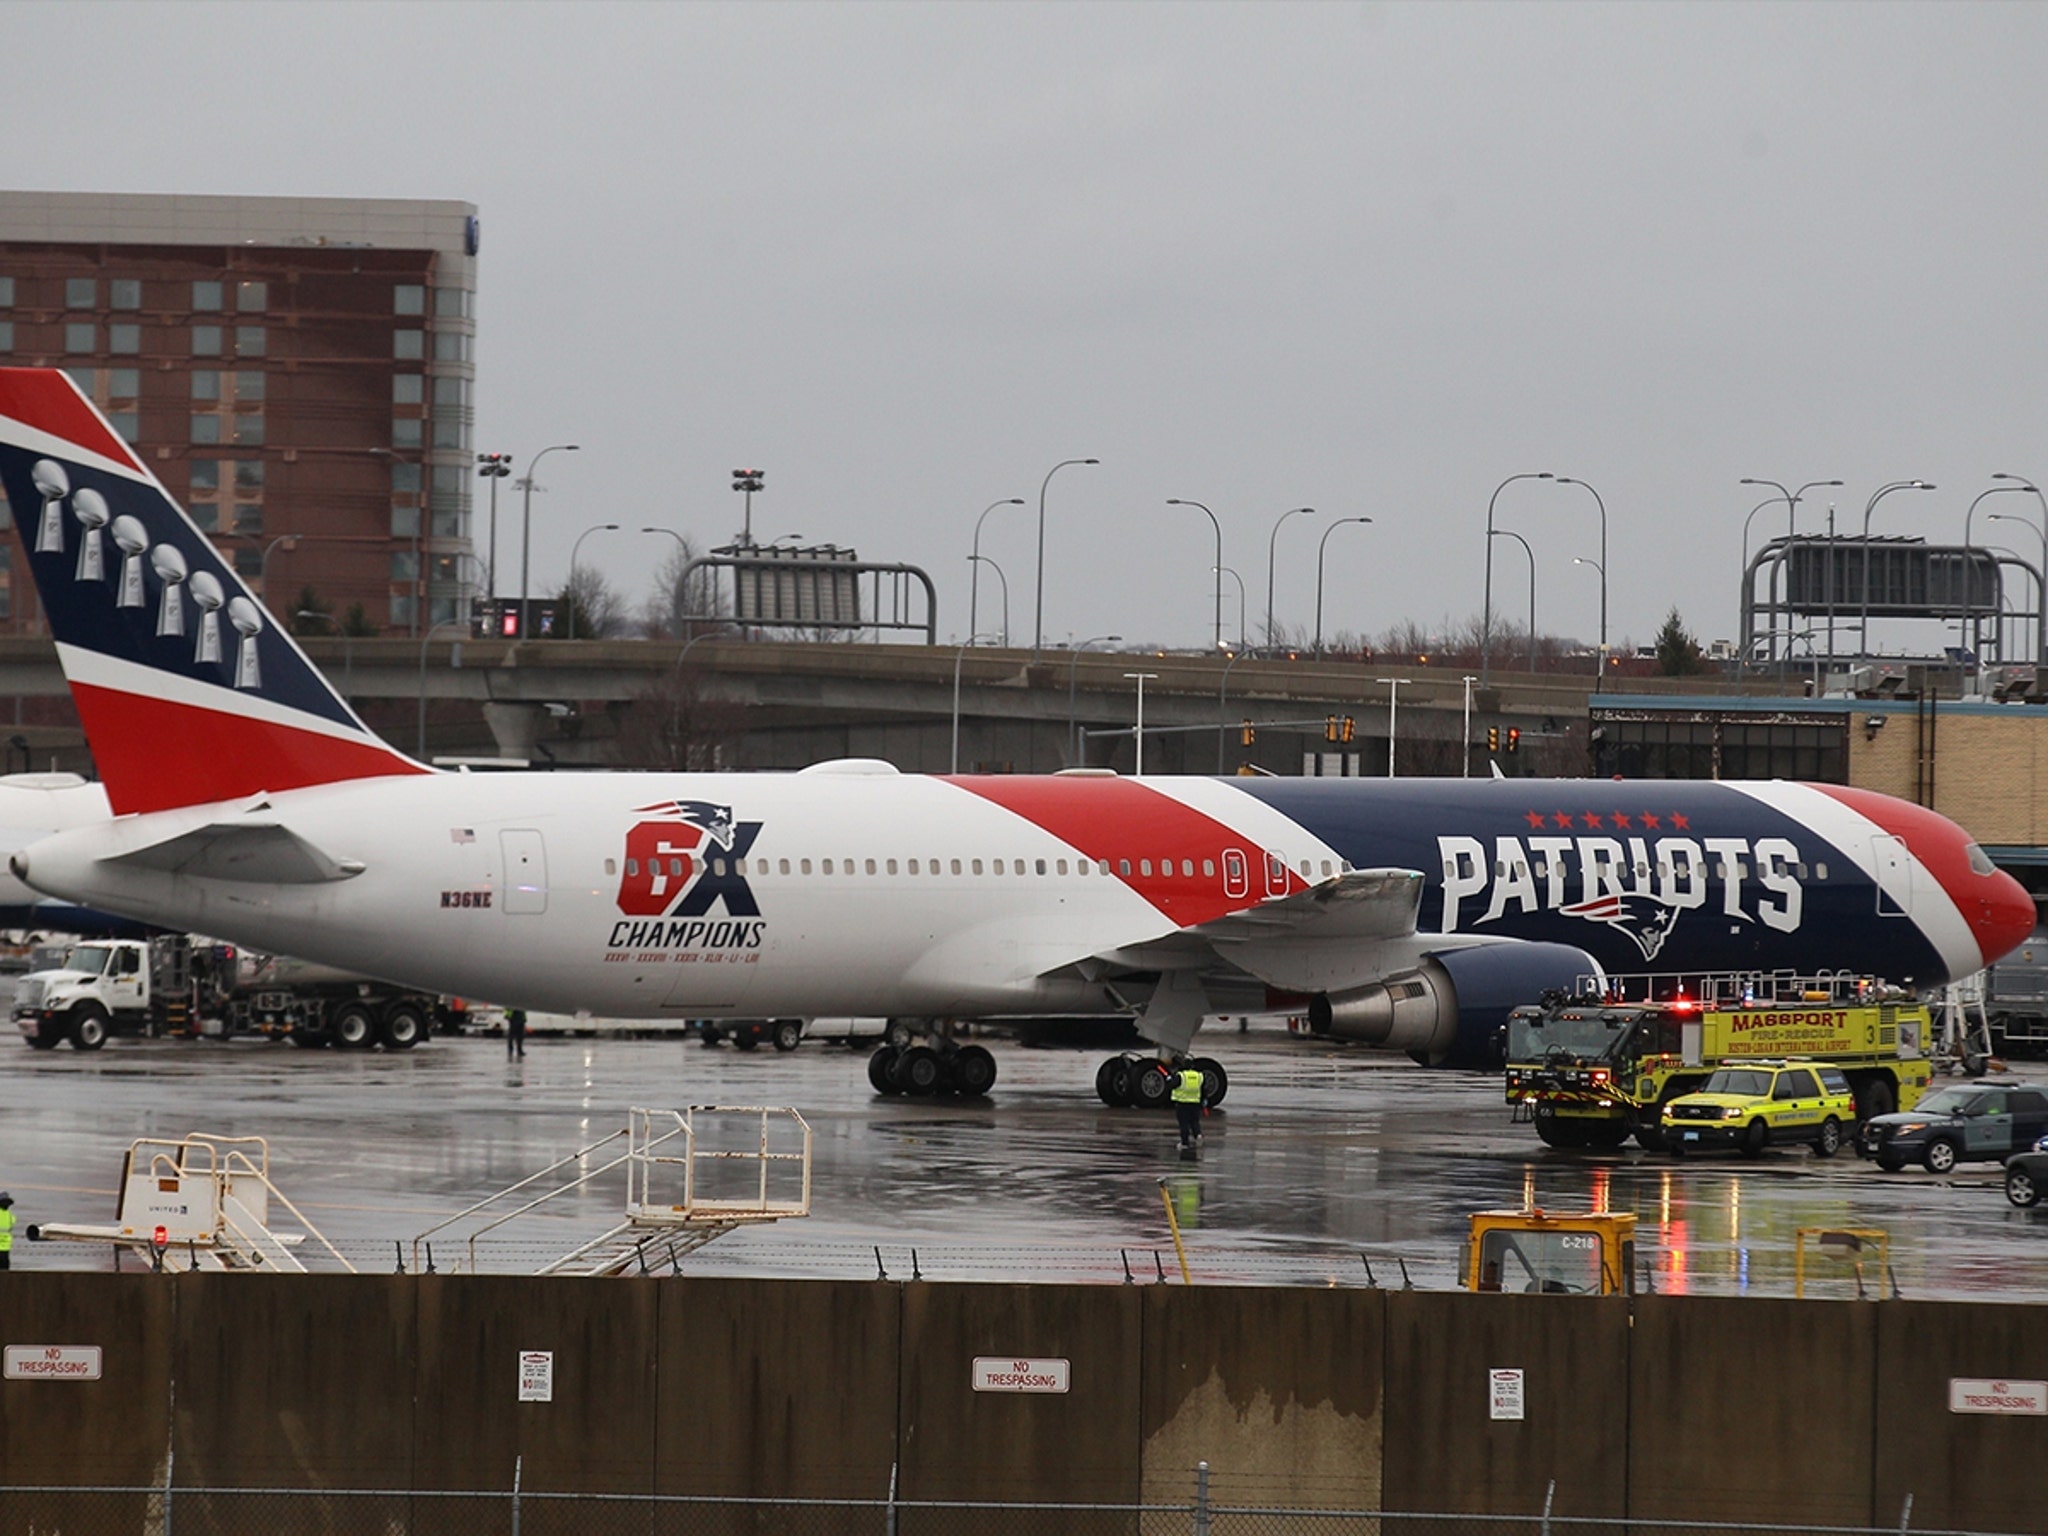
left=1872, top=835, right=1913, bottom=916
left=501, top=829, right=548, bottom=915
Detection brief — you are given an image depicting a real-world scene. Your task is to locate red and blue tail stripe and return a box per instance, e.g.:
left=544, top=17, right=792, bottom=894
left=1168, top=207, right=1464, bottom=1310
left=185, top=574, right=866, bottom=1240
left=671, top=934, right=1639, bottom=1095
left=0, top=369, right=425, bottom=815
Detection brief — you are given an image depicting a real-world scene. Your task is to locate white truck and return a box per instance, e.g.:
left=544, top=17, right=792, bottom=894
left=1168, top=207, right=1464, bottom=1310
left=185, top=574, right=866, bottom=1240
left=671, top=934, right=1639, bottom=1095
left=12, top=936, right=451, bottom=1051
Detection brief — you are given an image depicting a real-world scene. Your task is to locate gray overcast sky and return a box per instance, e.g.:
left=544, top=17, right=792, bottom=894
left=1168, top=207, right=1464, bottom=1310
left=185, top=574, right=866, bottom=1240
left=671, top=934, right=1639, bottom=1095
left=12, top=1, right=2048, bottom=655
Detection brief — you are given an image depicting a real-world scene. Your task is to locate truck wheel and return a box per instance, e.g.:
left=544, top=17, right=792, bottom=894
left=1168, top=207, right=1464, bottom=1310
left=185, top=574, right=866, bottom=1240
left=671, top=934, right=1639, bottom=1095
left=1814, top=1117, right=1842, bottom=1158
left=69, top=1005, right=109, bottom=1051
left=1853, top=1078, right=1895, bottom=1121
left=772, top=1020, right=802, bottom=1052
left=733, top=1029, right=760, bottom=1052
left=380, top=1004, right=426, bottom=1050
left=332, top=1004, right=376, bottom=1050
left=698, top=1024, right=724, bottom=1047
left=25, top=1028, right=59, bottom=1051
left=1586, top=1123, right=1631, bottom=1150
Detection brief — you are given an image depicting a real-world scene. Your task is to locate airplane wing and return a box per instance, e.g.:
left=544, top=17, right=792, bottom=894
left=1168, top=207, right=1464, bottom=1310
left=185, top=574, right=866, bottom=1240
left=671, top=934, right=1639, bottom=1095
left=98, top=821, right=365, bottom=885
left=1187, top=867, right=1425, bottom=943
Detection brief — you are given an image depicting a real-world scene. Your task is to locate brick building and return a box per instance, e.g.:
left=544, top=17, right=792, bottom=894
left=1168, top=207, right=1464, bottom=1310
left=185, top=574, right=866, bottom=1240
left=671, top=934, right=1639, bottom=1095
left=0, top=191, right=477, bottom=635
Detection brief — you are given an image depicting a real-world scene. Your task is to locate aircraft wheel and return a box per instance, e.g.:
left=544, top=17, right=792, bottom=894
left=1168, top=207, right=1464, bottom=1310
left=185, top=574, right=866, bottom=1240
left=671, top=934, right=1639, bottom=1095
left=1193, top=1057, right=1228, bottom=1107
left=70, top=1006, right=109, bottom=1051
left=772, top=1020, right=803, bottom=1052
left=332, top=1003, right=376, bottom=1050
left=381, top=1004, right=426, bottom=1050
left=1131, top=1060, right=1173, bottom=1110
left=953, top=1045, right=997, bottom=1097
left=897, top=1045, right=943, bottom=1095
left=1095, top=1056, right=1133, bottom=1107
left=884, top=1018, right=915, bottom=1049
left=867, top=1045, right=901, bottom=1094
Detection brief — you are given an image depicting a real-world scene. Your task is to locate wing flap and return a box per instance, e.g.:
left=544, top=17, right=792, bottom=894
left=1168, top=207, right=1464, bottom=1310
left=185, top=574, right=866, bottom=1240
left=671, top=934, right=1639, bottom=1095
left=1193, top=867, right=1426, bottom=943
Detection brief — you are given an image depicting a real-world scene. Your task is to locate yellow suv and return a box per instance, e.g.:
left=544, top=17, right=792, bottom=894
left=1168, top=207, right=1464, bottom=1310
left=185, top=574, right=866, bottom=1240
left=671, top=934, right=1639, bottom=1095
left=1662, top=1061, right=1857, bottom=1158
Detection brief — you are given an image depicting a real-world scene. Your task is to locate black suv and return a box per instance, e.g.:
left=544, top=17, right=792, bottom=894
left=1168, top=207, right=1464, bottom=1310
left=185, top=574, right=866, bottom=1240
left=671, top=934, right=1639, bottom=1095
left=1859, top=1081, right=2048, bottom=1173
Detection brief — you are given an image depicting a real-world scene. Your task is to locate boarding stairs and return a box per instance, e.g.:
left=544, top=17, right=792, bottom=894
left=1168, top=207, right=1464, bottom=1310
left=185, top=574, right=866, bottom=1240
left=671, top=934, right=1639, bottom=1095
left=409, top=1106, right=812, bottom=1276
left=30, top=1133, right=353, bottom=1273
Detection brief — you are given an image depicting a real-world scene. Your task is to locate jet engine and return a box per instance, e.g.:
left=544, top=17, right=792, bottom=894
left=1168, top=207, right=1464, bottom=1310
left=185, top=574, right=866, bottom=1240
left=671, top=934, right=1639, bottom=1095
left=1305, top=941, right=1598, bottom=1069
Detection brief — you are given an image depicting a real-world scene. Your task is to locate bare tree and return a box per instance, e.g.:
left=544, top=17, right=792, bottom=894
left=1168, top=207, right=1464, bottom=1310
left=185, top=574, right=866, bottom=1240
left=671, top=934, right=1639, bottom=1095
left=551, top=566, right=626, bottom=640
left=611, top=659, right=744, bottom=770
left=636, top=537, right=728, bottom=639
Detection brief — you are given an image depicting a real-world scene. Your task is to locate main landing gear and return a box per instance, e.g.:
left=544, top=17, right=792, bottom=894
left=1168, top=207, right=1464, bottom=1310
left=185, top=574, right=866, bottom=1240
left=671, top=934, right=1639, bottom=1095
left=867, top=1020, right=998, bottom=1099
left=1094, top=1054, right=1228, bottom=1110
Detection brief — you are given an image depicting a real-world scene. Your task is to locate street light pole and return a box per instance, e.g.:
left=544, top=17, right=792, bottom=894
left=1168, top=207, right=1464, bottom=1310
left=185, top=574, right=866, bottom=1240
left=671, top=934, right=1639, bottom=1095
left=1264, top=506, right=1317, bottom=654
left=518, top=443, right=580, bottom=639
left=1166, top=498, right=1225, bottom=652
left=1963, top=480, right=2036, bottom=684
left=564, top=522, right=621, bottom=640
left=1375, top=677, right=1405, bottom=778
left=969, top=497, right=1023, bottom=647
left=966, top=554, right=1010, bottom=648
left=1461, top=675, right=1476, bottom=779
left=1033, top=458, right=1098, bottom=657
left=1989, top=512, right=2048, bottom=671
left=1314, top=517, right=1373, bottom=659
left=1571, top=557, right=1604, bottom=682
left=1066, top=633, right=1122, bottom=766
left=950, top=635, right=1001, bottom=773
left=1212, top=566, right=1247, bottom=651
left=1125, top=672, right=1159, bottom=776
left=1553, top=478, right=1608, bottom=693
left=1858, top=480, right=1936, bottom=660
left=477, top=452, right=512, bottom=616
left=1482, top=472, right=1553, bottom=686
left=295, top=608, right=353, bottom=692
left=1490, top=529, right=1537, bottom=673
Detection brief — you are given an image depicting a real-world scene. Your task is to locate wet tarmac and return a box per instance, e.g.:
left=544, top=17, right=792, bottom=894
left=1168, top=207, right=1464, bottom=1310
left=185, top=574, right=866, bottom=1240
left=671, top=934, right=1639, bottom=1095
left=2, top=1021, right=2043, bottom=1300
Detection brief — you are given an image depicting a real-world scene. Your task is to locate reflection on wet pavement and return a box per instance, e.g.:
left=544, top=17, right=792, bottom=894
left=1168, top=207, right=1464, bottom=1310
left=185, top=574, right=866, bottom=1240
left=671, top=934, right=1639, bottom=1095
left=1, top=1024, right=2040, bottom=1298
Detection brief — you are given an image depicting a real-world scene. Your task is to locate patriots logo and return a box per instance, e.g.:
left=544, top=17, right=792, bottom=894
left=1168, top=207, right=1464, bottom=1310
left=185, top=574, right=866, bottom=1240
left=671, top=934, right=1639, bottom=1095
left=1558, top=893, right=1685, bottom=962
left=635, top=799, right=736, bottom=851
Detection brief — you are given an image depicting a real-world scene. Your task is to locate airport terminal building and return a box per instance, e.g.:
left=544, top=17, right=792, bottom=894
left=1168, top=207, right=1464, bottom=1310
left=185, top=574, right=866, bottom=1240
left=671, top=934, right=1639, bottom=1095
left=0, top=189, right=477, bottom=635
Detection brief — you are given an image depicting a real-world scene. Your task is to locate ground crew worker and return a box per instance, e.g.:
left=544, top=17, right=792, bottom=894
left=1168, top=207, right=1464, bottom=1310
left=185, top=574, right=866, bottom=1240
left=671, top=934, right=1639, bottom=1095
left=506, top=1008, right=527, bottom=1060
left=1171, top=1064, right=1205, bottom=1148
left=0, top=1192, right=14, bottom=1270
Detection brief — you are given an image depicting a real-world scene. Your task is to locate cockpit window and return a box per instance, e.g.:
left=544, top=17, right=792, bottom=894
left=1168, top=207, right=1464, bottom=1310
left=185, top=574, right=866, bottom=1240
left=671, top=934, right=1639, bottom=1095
left=1966, top=843, right=1997, bottom=877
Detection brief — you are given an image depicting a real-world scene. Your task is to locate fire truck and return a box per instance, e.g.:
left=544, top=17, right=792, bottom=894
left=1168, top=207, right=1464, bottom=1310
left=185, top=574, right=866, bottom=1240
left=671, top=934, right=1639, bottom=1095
left=1503, top=972, right=1934, bottom=1151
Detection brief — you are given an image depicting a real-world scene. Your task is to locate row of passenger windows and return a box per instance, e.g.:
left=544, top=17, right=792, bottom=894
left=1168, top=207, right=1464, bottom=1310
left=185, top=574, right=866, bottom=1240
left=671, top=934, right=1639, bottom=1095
left=610, top=854, right=1352, bottom=881
left=1486, top=859, right=1831, bottom=881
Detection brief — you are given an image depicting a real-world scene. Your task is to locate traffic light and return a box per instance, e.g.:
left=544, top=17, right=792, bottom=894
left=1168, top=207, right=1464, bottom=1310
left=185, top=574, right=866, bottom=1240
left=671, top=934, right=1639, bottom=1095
left=1325, top=715, right=1340, bottom=742
left=1487, top=726, right=1500, bottom=753
left=1507, top=727, right=1521, bottom=755
left=1339, top=715, right=1356, bottom=743
left=1240, top=719, right=1256, bottom=746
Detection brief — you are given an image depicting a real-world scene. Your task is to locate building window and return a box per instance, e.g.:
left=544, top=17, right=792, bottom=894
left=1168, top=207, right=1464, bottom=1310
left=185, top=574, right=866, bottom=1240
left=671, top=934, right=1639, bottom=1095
left=0, top=277, right=14, bottom=306
left=394, top=284, right=426, bottom=316
left=431, top=507, right=464, bottom=538
left=234, top=326, right=264, bottom=357
left=392, top=551, right=419, bottom=581
left=189, top=459, right=219, bottom=494
left=234, top=371, right=265, bottom=401
left=434, top=287, right=470, bottom=318
left=233, top=413, right=263, bottom=445
left=391, top=504, right=420, bottom=537
left=192, top=325, right=223, bottom=356
left=232, top=545, right=262, bottom=574
left=64, top=323, right=95, bottom=353
left=110, top=279, right=141, bottom=310
left=234, top=505, right=262, bottom=536
left=66, top=278, right=96, bottom=308
left=237, top=281, right=267, bottom=312
left=394, top=330, right=425, bottom=360
left=390, top=462, right=422, bottom=495
left=392, top=418, right=423, bottom=449
left=0, top=546, right=12, bottom=620
left=390, top=593, right=417, bottom=629
left=190, top=502, right=218, bottom=531
left=393, top=375, right=423, bottom=404
left=64, top=368, right=95, bottom=394
left=431, top=418, right=465, bottom=451
left=190, top=415, right=221, bottom=445
left=108, top=323, right=140, bottom=355
left=0, top=321, right=11, bottom=351
left=234, top=460, right=264, bottom=492
left=109, top=412, right=139, bottom=442
left=108, top=369, right=140, bottom=399
left=192, top=370, right=221, bottom=401
left=193, top=280, right=223, bottom=311
left=433, top=331, right=470, bottom=362
left=433, top=376, right=468, bottom=406
left=431, top=465, right=467, bottom=498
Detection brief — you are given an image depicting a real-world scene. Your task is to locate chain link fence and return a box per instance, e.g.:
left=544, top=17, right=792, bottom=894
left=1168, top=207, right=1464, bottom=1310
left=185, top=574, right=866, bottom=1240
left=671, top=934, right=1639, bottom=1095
left=0, top=1476, right=2027, bottom=1536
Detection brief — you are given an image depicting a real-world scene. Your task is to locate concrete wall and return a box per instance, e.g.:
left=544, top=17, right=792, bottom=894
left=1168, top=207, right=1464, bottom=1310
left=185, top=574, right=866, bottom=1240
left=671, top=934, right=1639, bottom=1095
left=3, top=1272, right=2046, bottom=1533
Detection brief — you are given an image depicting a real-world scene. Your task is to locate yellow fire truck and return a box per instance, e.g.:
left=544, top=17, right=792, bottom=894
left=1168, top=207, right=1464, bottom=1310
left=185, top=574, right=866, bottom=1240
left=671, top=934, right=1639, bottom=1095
left=1504, top=973, right=1933, bottom=1151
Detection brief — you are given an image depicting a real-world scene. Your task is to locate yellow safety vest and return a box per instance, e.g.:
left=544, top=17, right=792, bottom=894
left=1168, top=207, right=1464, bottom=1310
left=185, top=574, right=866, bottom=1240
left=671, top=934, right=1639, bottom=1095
left=1172, top=1069, right=1204, bottom=1104
left=0, top=1207, right=14, bottom=1252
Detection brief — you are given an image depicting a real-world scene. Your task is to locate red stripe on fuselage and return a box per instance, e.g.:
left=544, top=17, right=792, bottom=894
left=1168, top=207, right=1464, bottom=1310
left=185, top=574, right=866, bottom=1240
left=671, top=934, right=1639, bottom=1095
left=943, top=775, right=1306, bottom=925
left=73, top=680, right=427, bottom=815
left=0, top=370, right=145, bottom=474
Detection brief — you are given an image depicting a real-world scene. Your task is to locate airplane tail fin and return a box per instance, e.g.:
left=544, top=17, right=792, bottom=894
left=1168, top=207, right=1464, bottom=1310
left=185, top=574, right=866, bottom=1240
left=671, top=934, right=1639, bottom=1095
left=0, top=368, right=428, bottom=815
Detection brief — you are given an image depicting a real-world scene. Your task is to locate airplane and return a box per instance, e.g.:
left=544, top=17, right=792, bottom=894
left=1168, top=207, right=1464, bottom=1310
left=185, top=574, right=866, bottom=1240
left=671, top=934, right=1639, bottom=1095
left=0, top=365, right=2035, bottom=1106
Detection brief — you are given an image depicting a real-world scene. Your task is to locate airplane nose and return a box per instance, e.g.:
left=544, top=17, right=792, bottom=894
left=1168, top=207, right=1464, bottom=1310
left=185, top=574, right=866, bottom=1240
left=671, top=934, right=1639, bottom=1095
left=1967, top=865, right=2037, bottom=970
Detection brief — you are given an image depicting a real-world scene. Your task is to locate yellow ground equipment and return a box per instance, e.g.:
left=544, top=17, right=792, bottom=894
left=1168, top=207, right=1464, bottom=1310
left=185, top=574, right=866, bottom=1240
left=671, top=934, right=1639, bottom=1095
left=1463, top=1208, right=1638, bottom=1295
